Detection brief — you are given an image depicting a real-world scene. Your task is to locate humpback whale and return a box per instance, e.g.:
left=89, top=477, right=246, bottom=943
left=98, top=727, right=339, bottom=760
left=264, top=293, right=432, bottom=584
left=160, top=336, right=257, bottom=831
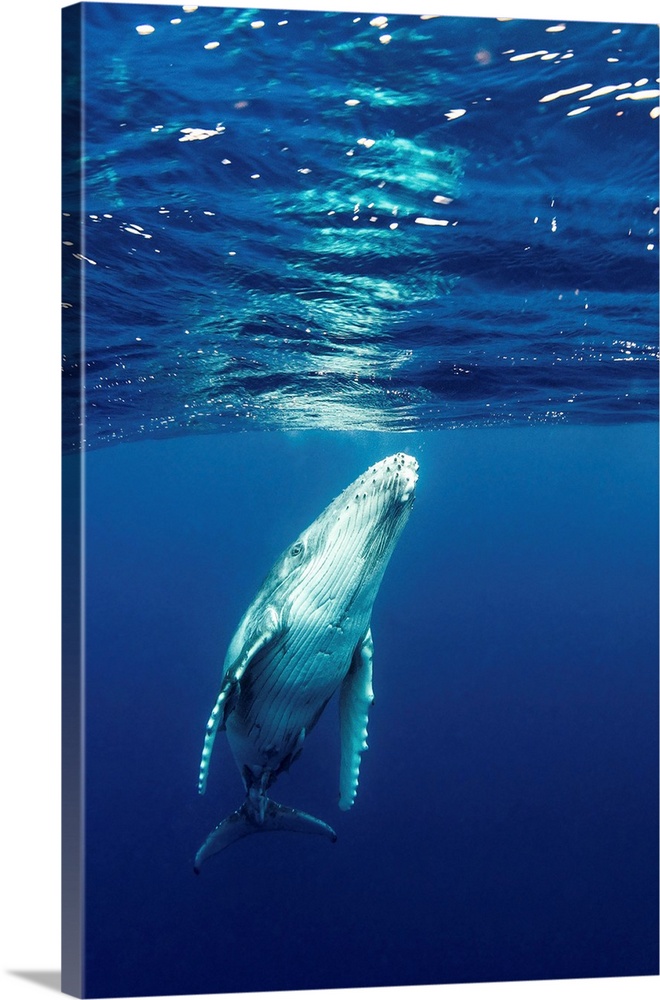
left=194, top=452, right=418, bottom=870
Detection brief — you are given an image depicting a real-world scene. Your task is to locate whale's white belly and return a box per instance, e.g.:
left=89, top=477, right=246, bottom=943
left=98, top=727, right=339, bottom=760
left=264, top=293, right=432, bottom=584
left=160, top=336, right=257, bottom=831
left=226, top=619, right=364, bottom=774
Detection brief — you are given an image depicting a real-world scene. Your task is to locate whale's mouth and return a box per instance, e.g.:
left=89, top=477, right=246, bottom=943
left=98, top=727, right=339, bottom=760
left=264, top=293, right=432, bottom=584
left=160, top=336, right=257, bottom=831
left=282, top=452, right=419, bottom=611
left=321, top=452, right=418, bottom=564
left=282, top=452, right=419, bottom=630
left=373, top=452, right=418, bottom=503
left=349, top=452, right=419, bottom=515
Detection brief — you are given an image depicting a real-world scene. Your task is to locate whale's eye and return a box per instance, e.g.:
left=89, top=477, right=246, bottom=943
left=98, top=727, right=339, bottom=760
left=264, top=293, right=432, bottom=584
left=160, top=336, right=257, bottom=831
left=290, top=542, right=304, bottom=559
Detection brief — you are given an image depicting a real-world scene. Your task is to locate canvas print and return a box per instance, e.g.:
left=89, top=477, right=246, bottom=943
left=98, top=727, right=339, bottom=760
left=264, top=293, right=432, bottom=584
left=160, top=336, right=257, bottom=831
left=61, top=3, right=659, bottom=998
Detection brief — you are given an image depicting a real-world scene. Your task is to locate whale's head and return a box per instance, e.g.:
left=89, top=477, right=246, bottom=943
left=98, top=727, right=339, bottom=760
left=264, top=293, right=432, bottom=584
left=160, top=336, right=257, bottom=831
left=274, top=453, right=418, bottom=630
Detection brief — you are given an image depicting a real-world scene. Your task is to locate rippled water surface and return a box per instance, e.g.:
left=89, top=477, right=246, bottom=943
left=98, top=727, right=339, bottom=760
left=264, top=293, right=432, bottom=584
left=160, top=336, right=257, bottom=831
left=62, top=5, right=659, bottom=449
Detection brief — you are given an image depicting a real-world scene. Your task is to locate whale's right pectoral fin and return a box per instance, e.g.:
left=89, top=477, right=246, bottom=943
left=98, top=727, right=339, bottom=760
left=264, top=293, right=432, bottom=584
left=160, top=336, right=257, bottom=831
left=197, top=607, right=280, bottom=794
left=338, top=627, right=374, bottom=810
left=194, top=797, right=337, bottom=872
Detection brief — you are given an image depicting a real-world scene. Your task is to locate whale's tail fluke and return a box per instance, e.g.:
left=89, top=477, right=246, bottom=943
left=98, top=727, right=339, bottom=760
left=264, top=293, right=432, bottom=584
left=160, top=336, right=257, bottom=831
left=194, top=797, right=337, bottom=872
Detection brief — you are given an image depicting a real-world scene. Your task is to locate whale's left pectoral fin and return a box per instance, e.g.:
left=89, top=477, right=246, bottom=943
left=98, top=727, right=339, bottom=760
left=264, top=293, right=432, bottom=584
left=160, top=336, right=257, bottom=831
left=198, top=609, right=280, bottom=794
left=338, top=627, right=374, bottom=810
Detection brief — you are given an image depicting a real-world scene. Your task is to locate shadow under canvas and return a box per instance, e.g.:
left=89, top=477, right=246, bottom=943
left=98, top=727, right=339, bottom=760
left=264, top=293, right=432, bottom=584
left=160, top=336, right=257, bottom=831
left=8, top=972, right=62, bottom=993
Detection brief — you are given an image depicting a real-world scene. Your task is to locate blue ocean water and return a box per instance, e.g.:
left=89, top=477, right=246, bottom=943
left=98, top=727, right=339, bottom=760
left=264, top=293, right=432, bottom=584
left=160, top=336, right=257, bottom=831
left=62, top=4, right=659, bottom=998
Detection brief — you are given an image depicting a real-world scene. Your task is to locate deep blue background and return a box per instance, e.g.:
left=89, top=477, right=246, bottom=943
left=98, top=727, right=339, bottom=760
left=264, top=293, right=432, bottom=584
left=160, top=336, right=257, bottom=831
left=80, top=424, right=658, bottom=997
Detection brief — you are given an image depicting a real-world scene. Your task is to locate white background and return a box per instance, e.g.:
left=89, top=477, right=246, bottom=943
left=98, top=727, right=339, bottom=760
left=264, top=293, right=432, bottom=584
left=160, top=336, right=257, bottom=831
left=0, top=2, right=657, bottom=999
